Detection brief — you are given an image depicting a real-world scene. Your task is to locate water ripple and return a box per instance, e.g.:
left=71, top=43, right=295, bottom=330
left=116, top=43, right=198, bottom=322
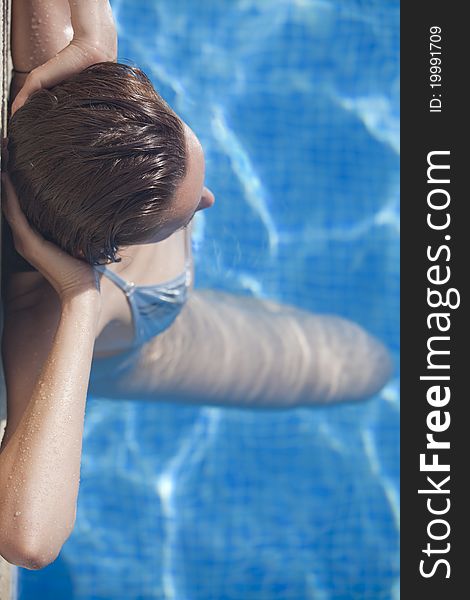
left=211, top=105, right=280, bottom=254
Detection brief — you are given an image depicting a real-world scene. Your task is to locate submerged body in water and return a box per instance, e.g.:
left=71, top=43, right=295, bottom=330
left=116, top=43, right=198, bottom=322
left=90, top=287, right=392, bottom=409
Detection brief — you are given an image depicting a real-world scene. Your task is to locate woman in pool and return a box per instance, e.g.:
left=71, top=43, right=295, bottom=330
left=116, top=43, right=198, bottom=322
left=0, top=0, right=392, bottom=569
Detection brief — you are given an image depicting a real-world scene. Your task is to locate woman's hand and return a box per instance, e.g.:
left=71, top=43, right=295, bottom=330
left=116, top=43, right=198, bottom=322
left=11, top=0, right=117, bottom=116
left=1, top=172, right=102, bottom=306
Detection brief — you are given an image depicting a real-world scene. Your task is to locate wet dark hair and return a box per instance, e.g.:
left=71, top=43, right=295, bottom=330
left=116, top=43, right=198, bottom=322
left=7, top=62, right=187, bottom=265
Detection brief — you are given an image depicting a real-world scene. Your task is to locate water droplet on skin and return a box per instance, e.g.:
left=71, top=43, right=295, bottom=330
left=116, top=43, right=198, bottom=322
left=14, top=511, right=21, bottom=517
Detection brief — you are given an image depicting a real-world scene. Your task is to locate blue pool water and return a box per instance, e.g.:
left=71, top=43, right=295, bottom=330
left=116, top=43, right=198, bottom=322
left=19, top=0, right=399, bottom=598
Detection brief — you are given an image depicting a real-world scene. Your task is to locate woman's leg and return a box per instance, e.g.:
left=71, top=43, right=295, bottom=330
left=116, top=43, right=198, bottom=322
left=89, top=290, right=392, bottom=409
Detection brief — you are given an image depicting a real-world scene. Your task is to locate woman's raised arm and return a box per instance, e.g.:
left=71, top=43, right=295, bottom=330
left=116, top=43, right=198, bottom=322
left=0, top=175, right=102, bottom=569
left=0, top=285, right=100, bottom=569
left=11, top=0, right=117, bottom=115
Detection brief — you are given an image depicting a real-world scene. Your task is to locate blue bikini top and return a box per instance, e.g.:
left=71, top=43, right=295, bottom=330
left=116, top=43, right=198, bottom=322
left=93, top=234, right=192, bottom=349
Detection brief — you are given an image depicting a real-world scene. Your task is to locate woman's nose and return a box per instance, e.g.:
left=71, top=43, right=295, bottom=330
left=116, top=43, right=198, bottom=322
left=198, top=187, right=215, bottom=210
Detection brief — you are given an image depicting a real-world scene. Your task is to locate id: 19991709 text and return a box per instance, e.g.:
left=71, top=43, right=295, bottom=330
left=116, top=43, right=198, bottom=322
left=429, top=26, right=443, bottom=113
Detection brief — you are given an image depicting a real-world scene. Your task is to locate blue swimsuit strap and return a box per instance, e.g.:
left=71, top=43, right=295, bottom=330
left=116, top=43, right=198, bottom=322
left=93, top=264, right=134, bottom=293
left=94, top=226, right=193, bottom=292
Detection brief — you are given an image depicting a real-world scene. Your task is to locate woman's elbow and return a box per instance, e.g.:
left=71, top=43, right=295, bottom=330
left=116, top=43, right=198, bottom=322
left=0, top=528, right=71, bottom=570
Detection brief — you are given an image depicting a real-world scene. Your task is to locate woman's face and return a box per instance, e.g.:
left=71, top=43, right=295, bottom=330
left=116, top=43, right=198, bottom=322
left=140, top=122, right=215, bottom=244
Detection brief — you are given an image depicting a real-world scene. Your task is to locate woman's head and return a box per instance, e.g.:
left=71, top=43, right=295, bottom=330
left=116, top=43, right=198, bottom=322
left=7, top=62, right=214, bottom=265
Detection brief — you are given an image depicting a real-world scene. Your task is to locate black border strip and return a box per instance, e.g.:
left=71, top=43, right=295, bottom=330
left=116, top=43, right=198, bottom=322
left=401, top=3, right=466, bottom=596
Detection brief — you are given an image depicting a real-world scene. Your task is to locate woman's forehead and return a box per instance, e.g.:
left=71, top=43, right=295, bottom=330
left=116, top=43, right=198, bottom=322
left=178, top=124, right=205, bottom=209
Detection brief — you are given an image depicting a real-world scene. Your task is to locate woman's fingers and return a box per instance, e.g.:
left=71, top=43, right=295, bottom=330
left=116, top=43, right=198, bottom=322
left=1, top=173, right=45, bottom=258
left=11, top=42, right=111, bottom=115
left=11, top=71, right=42, bottom=115
left=11, top=46, right=85, bottom=115
left=1, top=173, right=99, bottom=300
